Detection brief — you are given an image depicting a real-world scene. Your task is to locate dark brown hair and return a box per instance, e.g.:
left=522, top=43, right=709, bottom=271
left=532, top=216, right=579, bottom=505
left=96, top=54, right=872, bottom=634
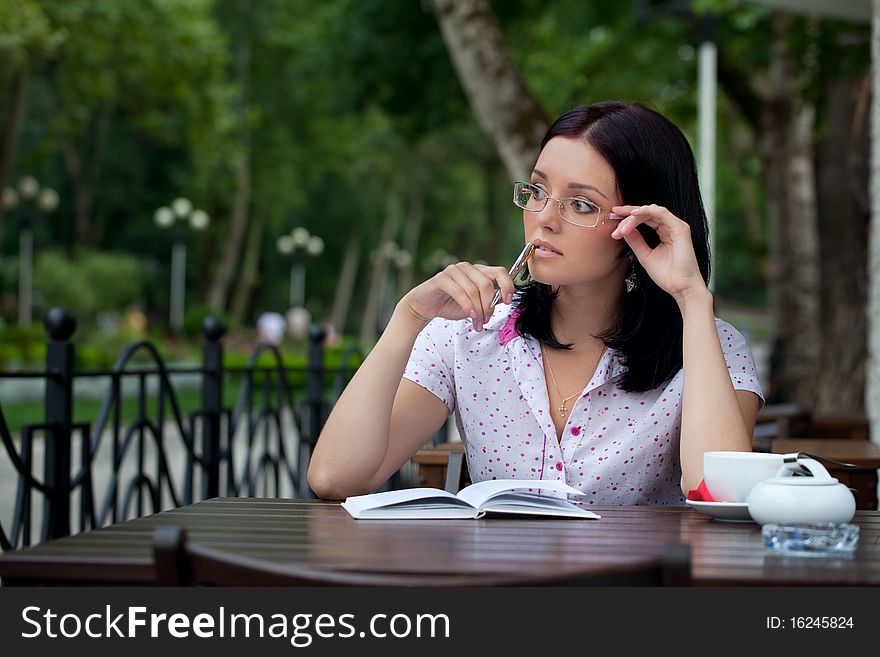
left=514, top=100, right=711, bottom=392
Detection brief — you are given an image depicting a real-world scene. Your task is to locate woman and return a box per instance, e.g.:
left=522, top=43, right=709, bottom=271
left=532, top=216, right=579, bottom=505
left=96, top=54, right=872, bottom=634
left=309, top=101, right=764, bottom=504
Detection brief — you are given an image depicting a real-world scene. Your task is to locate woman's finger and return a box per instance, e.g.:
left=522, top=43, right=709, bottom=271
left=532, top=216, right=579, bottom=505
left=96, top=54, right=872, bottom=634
left=611, top=204, right=684, bottom=241
left=454, top=262, right=498, bottom=326
left=433, top=274, right=480, bottom=323
left=475, top=264, right=516, bottom=306
left=620, top=225, right=652, bottom=262
left=444, top=263, right=491, bottom=330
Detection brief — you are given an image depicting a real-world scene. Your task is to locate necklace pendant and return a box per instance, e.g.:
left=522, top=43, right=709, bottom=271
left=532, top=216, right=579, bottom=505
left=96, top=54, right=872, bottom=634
left=559, top=402, right=566, bottom=414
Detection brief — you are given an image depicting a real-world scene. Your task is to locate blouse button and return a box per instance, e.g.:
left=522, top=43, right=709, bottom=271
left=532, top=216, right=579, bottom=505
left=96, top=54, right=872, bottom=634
left=570, top=426, right=581, bottom=436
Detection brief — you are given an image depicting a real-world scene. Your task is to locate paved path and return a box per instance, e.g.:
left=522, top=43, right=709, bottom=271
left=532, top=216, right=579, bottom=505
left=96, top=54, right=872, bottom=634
left=0, top=410, right=308, bottom=546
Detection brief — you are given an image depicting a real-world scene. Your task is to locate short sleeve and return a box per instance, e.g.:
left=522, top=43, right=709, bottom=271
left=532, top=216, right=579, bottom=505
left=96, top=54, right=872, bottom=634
left=715, top=318, right=765, bottom=409
left=402, top=318, right=456, bottom=413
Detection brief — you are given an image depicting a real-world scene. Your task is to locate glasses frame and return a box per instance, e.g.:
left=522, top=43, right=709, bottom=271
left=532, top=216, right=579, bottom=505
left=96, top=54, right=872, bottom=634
left=512, top=181, right=620, bottom=229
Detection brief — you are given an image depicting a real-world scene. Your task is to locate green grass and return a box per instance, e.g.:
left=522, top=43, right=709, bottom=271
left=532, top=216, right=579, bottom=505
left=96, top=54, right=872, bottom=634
left=3, top=389, right=222, bottom=437
left=3, top=388, right=199, bottom=436
left=0, top=374, right=319, bottom=437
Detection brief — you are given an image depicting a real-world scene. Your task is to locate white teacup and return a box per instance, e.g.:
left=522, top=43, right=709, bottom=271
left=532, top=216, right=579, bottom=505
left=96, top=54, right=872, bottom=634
left=703, top=451, right=784, bottom=503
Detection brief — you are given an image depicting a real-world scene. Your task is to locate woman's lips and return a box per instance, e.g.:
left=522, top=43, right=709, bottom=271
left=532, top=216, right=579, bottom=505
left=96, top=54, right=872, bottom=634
left=534, top=244, right=562, bottom=257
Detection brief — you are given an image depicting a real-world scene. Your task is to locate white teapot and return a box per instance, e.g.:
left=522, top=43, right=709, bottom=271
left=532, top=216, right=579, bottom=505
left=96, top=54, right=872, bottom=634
left=746, top=455, right=856, bottom=526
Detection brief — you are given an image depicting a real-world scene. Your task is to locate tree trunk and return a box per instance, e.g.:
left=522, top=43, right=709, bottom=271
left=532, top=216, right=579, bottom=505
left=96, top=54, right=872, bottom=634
left=58, top=129, right=90, bottom=248
left=359, top=205, right=399, bottom=345
left=0, top=65, right=28, bottom=245
left=759, top=15, right=822, bottom=408
left=814, top=75, right=870, bottom=415
left=207, top=35, right=252, bottom=312
left=84, top=100, right=114, bottom=246
left=229, top=207, right=264, bottom=326
left=329, top=233, right=361, bottom=335
left=726, top=108, right=765, bottom=255
left=54, top=97, right=113, bottom=248
left=865, top=0, right=880, bottom=441
left=396, top=181, right=424, bottom=297
left=430, top=0, right=548, bottom=181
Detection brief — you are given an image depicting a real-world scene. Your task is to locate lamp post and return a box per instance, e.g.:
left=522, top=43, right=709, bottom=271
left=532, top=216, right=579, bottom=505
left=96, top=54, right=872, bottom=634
left=154, top=197, right=210, bottom=334
left=276, top=227, right=323, bottom=309
left=375, top=242, right=412, bottom=330
left=2, top=176, right=59, bottom=327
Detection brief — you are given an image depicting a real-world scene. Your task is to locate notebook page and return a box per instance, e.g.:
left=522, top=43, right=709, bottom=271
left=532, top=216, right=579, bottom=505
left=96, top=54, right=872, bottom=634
left=456, top=479, right=585, bottom=508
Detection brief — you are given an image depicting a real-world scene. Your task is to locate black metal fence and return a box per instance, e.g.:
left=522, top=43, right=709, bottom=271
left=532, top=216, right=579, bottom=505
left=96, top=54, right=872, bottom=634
left=0, top=308, right=365, bottom=551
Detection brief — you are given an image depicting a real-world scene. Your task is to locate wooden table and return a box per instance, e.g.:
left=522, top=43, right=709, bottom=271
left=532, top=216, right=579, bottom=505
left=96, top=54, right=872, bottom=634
left=1, top=498, right=878, bottom=586
left=771, top=438, right=880, bottom=511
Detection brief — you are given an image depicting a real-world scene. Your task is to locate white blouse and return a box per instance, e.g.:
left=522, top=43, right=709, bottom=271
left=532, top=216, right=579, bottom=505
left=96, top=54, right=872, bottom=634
left=403, top=302, right=764, bottom=506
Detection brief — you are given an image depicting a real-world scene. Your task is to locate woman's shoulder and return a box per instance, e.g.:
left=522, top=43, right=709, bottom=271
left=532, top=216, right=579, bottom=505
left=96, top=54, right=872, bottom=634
left=713, top=316, right=761, bottom=363
left=713, top=316, right=751, bottom=343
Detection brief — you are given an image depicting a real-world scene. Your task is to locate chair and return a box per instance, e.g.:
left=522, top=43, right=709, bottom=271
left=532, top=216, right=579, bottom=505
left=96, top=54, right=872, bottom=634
left=443, top=450, right=470, bottom=493
left=152, top=526, right=691, bottom=587
left=753, top=402, right=810, bottom=446
left=754, top=403, right=870, bottom=443
left=797, top=415, right=870, bottom=441
left=153, top=526, right=408, bottom=587
left=411, top=443, right=470, bottom=491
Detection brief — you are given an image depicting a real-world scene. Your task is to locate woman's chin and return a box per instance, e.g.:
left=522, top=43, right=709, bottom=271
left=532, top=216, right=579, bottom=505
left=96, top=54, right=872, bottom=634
left=528, top=274, right=558, bottom=286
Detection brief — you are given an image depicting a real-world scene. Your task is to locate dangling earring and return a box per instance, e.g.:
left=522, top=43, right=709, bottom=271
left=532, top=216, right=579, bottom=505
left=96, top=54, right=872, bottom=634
left=625, top=261, right=638, bottom=293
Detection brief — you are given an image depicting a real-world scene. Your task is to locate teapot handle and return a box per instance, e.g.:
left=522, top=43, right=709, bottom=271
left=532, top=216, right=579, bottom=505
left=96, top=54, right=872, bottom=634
left=783, top=451, right=857, bottom=470
left=776, top=455, right=833, bottom=480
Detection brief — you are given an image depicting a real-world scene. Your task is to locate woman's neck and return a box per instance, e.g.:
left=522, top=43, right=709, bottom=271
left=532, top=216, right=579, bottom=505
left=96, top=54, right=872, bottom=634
left=550, top=280, right=623, bottom=348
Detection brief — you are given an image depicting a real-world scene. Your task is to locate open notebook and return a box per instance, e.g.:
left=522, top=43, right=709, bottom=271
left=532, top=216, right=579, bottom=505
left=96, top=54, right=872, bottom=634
left=341, top=479, right=600, bottom=520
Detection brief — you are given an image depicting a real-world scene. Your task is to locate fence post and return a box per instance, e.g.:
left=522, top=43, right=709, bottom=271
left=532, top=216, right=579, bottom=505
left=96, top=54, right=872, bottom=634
left=201, top=317, right=226, bottom=500
left=302, top=323, right=327, bottom=498
left=43, top=307, right=76, bottom=540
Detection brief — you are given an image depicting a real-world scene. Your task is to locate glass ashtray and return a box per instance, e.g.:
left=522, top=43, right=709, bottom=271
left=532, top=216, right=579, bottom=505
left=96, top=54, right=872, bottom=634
left=761, top=522, right=860, bottom=557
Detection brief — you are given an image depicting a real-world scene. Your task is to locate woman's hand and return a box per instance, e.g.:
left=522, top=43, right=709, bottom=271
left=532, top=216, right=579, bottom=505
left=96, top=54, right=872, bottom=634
left=610, top=204, right=708, bottom=303
left=401, top=262, right=517, bottom=332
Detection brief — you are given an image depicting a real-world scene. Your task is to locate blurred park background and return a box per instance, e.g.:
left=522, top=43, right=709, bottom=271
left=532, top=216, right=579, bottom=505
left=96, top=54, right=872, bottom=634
left=0, top=0, right=873, bottom=417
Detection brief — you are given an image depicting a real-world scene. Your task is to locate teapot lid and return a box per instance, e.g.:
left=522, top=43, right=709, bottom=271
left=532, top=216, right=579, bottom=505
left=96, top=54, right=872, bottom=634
left=762, top=475, right=840, bottom=486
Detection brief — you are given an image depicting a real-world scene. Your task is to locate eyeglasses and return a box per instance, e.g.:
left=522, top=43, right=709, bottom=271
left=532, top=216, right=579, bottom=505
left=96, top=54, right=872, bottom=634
left=512, top=181, right=621, bottom=228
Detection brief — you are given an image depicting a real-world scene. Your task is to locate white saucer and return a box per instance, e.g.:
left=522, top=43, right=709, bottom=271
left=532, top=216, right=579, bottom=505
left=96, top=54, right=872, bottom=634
left=686, top=499, right=753, bottom=523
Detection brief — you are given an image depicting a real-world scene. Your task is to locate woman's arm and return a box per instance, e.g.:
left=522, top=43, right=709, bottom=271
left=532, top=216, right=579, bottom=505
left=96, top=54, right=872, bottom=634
left=675, top=288, right=760, bottom=492
left=308, top=262, right=517, bottom=500
left=610, top=204, right=760, bottom=493
left=308, top=304, right=448, bottom=500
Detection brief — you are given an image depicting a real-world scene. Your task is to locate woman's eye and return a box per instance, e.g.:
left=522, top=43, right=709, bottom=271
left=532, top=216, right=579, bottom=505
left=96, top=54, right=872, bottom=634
left=570, top=199, right=597, bottom=214
left=531, top=186, right=547, bottom=200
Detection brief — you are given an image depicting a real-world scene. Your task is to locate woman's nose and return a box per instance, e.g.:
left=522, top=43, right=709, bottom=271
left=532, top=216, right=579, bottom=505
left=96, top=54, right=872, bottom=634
left=535, top=199, right=562, bottom=231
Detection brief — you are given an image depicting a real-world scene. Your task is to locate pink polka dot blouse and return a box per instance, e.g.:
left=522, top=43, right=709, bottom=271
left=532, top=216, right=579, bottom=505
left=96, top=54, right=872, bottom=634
left=403, top=303, right=765, bottom=506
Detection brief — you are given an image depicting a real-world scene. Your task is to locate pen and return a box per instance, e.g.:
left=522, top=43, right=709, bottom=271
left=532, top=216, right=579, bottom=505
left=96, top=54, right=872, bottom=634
left=490, top=242, right=535, bottom=307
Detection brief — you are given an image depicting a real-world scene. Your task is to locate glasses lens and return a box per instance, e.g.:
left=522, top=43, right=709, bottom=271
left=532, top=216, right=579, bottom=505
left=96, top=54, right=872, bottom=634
left=560, top=198, right=601, bottom=227
left=513, top=183, right=545, bottom=211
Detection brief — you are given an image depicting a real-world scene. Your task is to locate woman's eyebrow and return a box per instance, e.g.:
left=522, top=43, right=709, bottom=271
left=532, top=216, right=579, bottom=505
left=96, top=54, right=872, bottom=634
left=531, top=169, right=610, bottom=200
left=567, top=182, right=610, bottom=200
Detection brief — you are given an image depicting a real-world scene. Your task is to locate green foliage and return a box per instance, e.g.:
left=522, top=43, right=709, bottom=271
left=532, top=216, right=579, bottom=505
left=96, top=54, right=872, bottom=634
left=0, top=0, right=64, bottom=68
left=11, top=0, right=859, bottom=335
left=0, top=322, right=44, bottom=369
left=34, top=249, right=154, bottom=325
left=183, top=304, right=235, bottom=340
left=40, top=0, right=236, bottom=159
